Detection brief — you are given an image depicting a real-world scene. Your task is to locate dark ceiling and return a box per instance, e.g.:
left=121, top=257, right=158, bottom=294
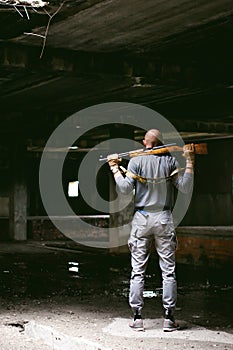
left=0, top=0, right=233, bottom=143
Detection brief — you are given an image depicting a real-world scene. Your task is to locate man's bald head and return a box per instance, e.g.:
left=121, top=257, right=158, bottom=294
left=143, top=129, right=163, bottom=148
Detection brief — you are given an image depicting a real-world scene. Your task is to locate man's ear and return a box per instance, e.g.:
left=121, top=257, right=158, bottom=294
left=143, top=139, right=146, bottom=147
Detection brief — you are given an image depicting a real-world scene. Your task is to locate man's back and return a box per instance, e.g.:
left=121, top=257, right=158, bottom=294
left=116, top=154, right=177, bottom=210
left=129, top=154, right=177, bottom=210
left=115, top=153, right=193, bottom=210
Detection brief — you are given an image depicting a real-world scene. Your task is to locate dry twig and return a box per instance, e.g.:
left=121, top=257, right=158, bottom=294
left=39, top=2, right=64, bottom=58
left=0, top=0, right=64, bottom=58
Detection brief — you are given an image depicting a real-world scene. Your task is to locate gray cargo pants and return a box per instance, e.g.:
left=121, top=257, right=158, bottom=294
left=128, top=210, right=178, bottom=315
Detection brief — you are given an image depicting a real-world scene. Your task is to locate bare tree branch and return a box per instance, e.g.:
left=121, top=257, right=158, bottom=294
left=0, top=0, right=65, bottom=58
left=40, top=2, right=65, bottom=58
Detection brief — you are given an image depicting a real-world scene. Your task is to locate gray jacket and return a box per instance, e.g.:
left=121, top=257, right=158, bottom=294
left=115, top=154, right=193, bottom=211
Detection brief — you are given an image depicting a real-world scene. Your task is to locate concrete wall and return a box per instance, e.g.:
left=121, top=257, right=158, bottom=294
left=181, top=137, right=233, bottom=226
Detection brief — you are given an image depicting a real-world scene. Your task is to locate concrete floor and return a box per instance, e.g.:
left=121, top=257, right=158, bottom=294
left=0, top=241, right=232, bottom=350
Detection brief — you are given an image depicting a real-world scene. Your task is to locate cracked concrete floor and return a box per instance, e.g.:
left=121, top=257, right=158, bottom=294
left=0, top=241, right=232, bottom=350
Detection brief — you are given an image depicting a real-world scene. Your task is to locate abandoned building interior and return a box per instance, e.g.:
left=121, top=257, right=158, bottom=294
left=0, top=1, right=232, bottom=348
left=0, top=0, right=232, bottom=261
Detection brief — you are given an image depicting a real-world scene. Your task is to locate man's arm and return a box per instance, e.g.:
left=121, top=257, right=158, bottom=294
left=107, top=153, right=122, bottom=180
left=172, top=144, right=195, bottom=193
left=183, top=143, right=195, bottom=174
left=107, top=154, right=135, bottom=194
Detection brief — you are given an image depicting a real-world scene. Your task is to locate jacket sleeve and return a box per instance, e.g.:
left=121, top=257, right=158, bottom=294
left=171, top=158, right=194, bottom=193
left=173, top=172, right=193, bottom=193
left=115, top=160, right=136, bottom=195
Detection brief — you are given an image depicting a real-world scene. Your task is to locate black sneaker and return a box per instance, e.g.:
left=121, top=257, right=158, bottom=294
left=163, top=318, right=180, bottom=332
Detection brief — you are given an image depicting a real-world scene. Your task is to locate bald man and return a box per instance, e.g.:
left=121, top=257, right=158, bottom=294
left=108, top=129, right=194, bottom=332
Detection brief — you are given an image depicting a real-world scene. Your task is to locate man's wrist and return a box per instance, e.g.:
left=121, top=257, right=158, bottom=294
left=186, top=161, right=194, bottom=172
left=110, top=166, right=119, bottom=174
left=186, top=161, right=194, bottom=168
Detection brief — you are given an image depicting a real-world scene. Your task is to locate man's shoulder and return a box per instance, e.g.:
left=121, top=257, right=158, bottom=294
left=128, top=154, right=177, bottom=172
left=130, top=153, right=174, bottom=161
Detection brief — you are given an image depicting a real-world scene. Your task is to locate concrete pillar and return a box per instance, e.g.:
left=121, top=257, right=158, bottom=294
left=109, top=125, right=134, bottom=252
left=109, top=173, right=119, bottom=249
left=9, top=140, right=27, bottom=241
